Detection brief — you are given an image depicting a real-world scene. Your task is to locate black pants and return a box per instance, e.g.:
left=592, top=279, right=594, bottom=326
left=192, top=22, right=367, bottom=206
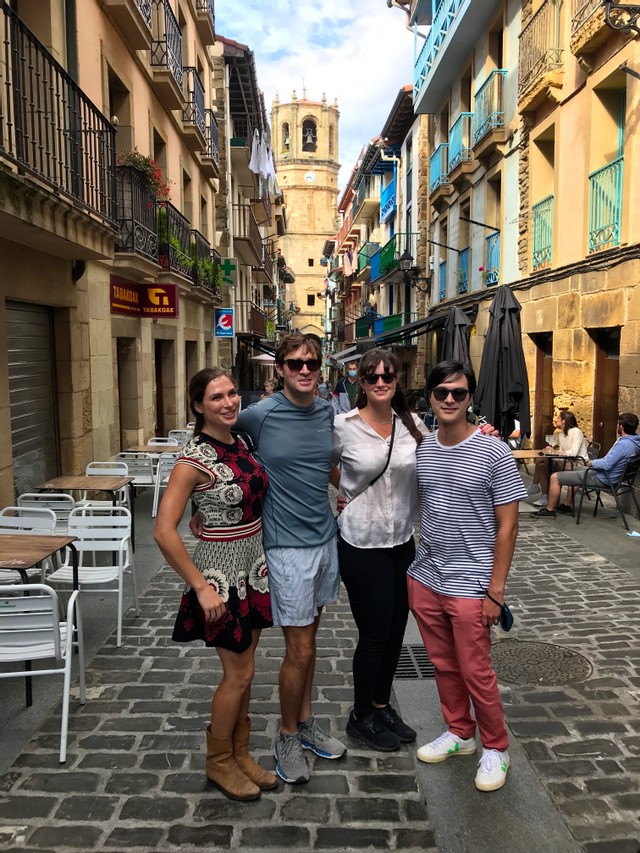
left=338, top=536, right=415, bottom=717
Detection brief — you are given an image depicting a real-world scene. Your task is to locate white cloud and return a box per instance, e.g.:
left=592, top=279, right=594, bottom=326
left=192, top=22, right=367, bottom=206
left=215, top=0, right=415, bottom=188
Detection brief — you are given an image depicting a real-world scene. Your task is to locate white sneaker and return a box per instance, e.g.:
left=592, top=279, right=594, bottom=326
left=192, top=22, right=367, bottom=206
left=416, top=731, right=477, bottom=764
left=533, top=495, right=548, bottom=507
left=475, top=748, right=510, bottom=792
left=526, top=483, right=541, bottom=496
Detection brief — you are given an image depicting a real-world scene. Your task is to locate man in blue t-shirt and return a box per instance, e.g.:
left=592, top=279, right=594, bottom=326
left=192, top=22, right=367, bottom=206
left=236, top=333, right=346, bottom=785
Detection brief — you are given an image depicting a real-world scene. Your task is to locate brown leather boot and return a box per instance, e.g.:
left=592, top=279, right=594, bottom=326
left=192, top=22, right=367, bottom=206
left=205, top=725, right=261, bottom=801
left=233, top=717, right=278, bottom=791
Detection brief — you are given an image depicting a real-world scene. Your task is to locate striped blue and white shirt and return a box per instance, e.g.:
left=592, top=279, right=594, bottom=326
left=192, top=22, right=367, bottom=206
left=408, top=430, right=527, bottom=598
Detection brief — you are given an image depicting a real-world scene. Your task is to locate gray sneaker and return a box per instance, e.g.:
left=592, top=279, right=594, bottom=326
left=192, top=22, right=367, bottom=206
left=299, top=716, right=347, bottom=760
left=273, top=731, right=309, bottom=784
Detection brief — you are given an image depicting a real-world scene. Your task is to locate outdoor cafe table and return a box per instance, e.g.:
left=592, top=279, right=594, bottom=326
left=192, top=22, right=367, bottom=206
left=511, top=449, right=563, bottom=460
left=0, top=534, right=78, bottom=706
left=125, top=444, right=184, bottom=454
left=35, top=475, right=136, bottom=549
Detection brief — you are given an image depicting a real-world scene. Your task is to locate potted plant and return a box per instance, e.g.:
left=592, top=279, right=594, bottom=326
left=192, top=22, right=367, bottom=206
left=117, top=149, right=171, bottom=200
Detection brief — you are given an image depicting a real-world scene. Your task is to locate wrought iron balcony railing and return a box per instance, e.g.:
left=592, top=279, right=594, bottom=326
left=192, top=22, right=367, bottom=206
left=485, top=232, right=500, bottom=285
left=204, top=109, right=220, bottom=165
left=134, top=0, right=153, bottom=29
left=0, top=1, right=117, bottom=223
left=457, top=247, right=469, bottom=294
left=191, top=228, right=219, bottom=293
left=157, top=201, right=191, bottom=276
left=571, top=0, right=603, bottom=35
left=473, top=70, right=507, bottom=145
left=115, top=165, right=157, bottom=261
left=532, top=194, right=554, bottom=269
left=519, top=0, right=563, bottom=98
left=429, top=144, right=449, bottom=193
left=151, top=0, right=183, bottom=89
left=183, top=67, right=205, bottom=136
left=589, top=157, right=623, bottom=252
left=232, top=203, right=262, bottom=261
left=195, top=0, right=215, bottom=32
left=448, top=113, right=474, bottom=170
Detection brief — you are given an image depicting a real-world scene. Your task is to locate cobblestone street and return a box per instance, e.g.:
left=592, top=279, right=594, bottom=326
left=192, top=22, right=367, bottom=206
left=1, top=504, right=640, bottom=851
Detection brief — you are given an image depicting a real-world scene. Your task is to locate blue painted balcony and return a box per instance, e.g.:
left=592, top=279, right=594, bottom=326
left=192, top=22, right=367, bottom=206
left=373, top=312, right=405, bottom=337
left=532, top=195, right=554, bottom=269
left=473, top=70, right=507, bottom=155
left=429, top=144, right=450, bottom=194
left=439, top=261, right=447, bottom=302
left=589, top=157, right=623, bottom=253
left=457, top=247, right=469, bottom=294
left=413, top=0, right=502, bottom=114
left=484, top=232, right=500, bottom=286
left=380, top=177, right=397, bottom=224
left=370, top=248, right=382, bottom=283
left=357, top=242, right=380, bottom=278
left=448, top=113, right=474, bottom=172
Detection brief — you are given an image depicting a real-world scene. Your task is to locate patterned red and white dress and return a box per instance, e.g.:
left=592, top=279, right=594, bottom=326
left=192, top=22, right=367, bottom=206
left=171, top=432, right=272, bottom=653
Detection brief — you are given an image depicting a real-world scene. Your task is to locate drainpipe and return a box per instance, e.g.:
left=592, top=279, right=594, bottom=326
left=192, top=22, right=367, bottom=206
left=65, top=0, right=79, bottom=81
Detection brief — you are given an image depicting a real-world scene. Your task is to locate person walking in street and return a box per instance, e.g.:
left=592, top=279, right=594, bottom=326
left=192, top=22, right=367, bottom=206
left=261, top=378, right=278, bottom=398
left=332, top=349, right=427, bottom=752
left=333, top=359, right=360, bottom=413
left=535, top=412, right=640, bottom=518
left=528, top=410, right=587, bottom=509
left=154, top=368, right=276, bottom=802
left=408, top=360, right=527, bottom=792
left=236, top=333, right=346, bottom=785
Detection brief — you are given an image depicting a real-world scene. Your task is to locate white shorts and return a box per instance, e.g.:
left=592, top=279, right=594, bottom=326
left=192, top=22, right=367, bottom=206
left=265, top=537, right=340, bottom=627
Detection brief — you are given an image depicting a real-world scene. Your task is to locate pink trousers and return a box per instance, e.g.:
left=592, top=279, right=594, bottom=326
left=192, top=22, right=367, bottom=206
left=408, top=577, right=508, bottom=751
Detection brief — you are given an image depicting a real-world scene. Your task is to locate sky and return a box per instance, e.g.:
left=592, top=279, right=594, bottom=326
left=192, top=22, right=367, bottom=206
left=214, top=0, right=417, bottom=190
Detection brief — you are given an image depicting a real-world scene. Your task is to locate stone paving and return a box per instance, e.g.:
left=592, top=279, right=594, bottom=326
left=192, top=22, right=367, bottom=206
left=1, top=514, right=640, bottom=851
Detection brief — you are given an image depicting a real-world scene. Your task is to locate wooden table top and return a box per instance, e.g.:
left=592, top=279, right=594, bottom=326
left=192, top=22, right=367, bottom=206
left=37, top=475, right=134, bottom=491
left=125, top=445, right=184, bottom=454
left=512, top=449, right=562, bottom=459
left=0, top=534, right=77, bottom=569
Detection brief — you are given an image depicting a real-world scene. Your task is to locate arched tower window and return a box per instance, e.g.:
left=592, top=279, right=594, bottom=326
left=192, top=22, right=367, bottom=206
left=302, top=118, right=317, bottom=152
left=281, top=122, right=290, bottom=151
left=328, top=124, right=334, bottom=156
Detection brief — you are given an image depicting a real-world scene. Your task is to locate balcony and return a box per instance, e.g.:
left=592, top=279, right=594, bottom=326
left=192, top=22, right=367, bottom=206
left=532, top=194, right=554, bottom=270
left=150, top=0, right=184, bottom=111
left=448, top=112, right=476, bottom=182
left=103, top=0, right=153, bottom=49
left=373, top=312, right=405, bottom=337
left=355, top=315, right=372, bottom=339
left=380, top=177, right=396, bottom=224
left=157, top=202, right=192, bottom=278
left=377, top=232, right=419, bottom=279
left=252, top=188, right=272, bottom=226
left=484, top=232, right=500, bottom=285
left=357, top=242, right=380, bottom=281
left=589, top=157, right=623, bottom=253
left=182, top=67, right=206, bottom=152
left=370, top=249, right=382, bottom=283
left=352, top=177, right=380, bottom=225
left=571, top=0, right=610, bottom=64
left=250, top=304, right=266, bottom=337
left=473, top=70, right=508, bottom=160
left=457, top=247, right=469, bottom=294
left=194, top=0, right=216, bottom=45
left=200, top=109, right=220, bottom=179
left=429, top=144, right=453, bottom=206
left=191, top=229, right=220, bottom=298
left=0, top=2, right=117, bottom=260
left=336, top=209, right=360, bottom=251
left=518, top=0, right=564, bottom=112
left=232, top=204, right=262, bottom=265
left=413, top=0, right=502, bottom=114
left=439, top=260, right=447, bottom=302
left=114, top=166, right=159, bottom=276
left=230, top=116, right=255, bottom=186
left=253, top=246, right=274, bottom=284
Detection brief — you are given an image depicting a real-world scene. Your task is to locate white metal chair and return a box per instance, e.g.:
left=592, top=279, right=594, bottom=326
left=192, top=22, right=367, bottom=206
left=17, top=493, right=77, bottom=535
left=148, top=437, right=179, bottom=446
left=116, top=452, right=155, bottom=494
left=152, top=452, right=180, bottom=518
left=46, top=507, right=138, bottom=647
left=0, top=508, right=58, bottom=582
left=168, top=429, right=192, bottom=443
left=0, top=583, right=85, bottom=762
left=186, top=422, right=196, bottom=430
left=82, top=461, right=130, bottom=509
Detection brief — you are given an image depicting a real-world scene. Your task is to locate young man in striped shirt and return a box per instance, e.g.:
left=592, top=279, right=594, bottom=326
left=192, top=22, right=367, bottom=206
left=407, top=360, right=527, bottom=792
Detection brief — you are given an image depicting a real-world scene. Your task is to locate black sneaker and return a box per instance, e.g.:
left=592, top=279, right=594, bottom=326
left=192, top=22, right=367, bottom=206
left=373, top=705, right=417, bottom=743
left=534, top=507, right=556, bottom=518
left=556, top=505, right=573, bottom=515
left=346, top=710, right=400, bottom=752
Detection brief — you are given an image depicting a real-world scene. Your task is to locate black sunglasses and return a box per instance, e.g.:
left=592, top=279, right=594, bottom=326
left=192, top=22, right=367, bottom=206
left=283, top=358, right=321, bottom=372
left=363, top=372, right=396, bottom=385
left=431, top=386, right=470, bottom=402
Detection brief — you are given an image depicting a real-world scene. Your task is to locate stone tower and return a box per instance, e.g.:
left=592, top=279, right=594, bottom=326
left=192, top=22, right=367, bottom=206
left=271, top=91, right=340, bottom=338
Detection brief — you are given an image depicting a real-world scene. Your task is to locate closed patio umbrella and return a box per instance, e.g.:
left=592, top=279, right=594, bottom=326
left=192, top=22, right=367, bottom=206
left=441, top=306, right=471, bottom=367
left=474, top=285, right=531, bottom=440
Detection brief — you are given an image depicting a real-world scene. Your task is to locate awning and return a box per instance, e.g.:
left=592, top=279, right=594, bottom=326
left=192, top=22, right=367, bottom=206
left=374, top=313, right=449, bottom=347
left=330, top=345, right=360, bottom=365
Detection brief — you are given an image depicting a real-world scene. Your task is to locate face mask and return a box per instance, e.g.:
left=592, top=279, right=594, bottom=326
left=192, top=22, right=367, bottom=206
left=348, top=370, right=357, bottom=378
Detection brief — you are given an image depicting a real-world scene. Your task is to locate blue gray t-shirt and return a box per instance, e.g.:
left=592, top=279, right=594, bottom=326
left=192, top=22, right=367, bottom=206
left=236, top=391, right=336, bottom=550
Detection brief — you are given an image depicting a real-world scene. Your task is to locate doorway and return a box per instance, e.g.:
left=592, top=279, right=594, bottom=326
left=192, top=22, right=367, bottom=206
left=590, top=326, right=620, bottom=455
left=116, top=338, right=138, bottom=450
left=531, top=332, right=553, bottom=447
left=154, top=338, right=175, bottom=436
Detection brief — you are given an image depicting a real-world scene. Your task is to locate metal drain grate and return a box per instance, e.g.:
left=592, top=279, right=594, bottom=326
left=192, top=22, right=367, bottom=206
left=396, top=644, right=435, bottom=679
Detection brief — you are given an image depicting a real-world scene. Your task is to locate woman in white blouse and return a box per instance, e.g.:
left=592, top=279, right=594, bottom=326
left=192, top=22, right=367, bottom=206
left=529, top=410, right=588, bottom=511
left=331, top=349, right=428, bottom=752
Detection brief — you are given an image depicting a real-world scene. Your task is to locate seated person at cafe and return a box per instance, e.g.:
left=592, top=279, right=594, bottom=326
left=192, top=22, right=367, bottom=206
left=535, top=412, right=640, bottom=518
left=528, top=411, right=587, bottom=510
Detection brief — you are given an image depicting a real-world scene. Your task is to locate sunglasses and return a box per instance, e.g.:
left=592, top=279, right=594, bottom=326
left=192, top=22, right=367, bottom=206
left=431, top=386, right=470, bottom=402
left=363, top=372, right=396, bottom=385
left=283, top=358, right=321, bottom=372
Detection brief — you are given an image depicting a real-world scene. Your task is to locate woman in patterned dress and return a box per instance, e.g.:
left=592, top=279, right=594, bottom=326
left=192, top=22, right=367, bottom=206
left=154, top=367, right=276, bottom=801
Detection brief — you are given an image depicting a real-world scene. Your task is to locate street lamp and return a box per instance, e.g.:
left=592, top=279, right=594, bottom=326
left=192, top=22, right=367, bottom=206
left=399, top=249, right=431, bottom=295
left=602, top=1, right=640, bottom=35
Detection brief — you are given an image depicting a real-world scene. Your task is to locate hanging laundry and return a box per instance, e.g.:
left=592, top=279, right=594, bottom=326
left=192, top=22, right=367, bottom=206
left=249, top=128, right=261, bottom=174
left=343, top=251, right=353, bottom=277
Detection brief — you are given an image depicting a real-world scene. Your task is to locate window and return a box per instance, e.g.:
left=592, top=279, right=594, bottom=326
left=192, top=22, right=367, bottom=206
left=329, top=125, right=334, bottom=156
left=282, top=122, right=290, bottom=151
left=308, top=258, right=314, bottom=267
left=307, top=294, right=315, bottom=306
left=302, top=119, right=317, bottom=152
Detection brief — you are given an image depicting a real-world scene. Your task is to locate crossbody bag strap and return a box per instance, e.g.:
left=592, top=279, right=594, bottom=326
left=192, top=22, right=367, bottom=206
left=348, top=417, right=396, bottom=502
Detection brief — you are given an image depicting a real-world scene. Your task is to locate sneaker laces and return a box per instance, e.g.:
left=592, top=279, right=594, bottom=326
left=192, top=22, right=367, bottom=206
left=303, top=716, right=327, bottom=743
left=478, top=749, right=503, bottom=773
left=279, top=733, right=304, bottom=763
left=431, top=731, right=457, bottom=748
